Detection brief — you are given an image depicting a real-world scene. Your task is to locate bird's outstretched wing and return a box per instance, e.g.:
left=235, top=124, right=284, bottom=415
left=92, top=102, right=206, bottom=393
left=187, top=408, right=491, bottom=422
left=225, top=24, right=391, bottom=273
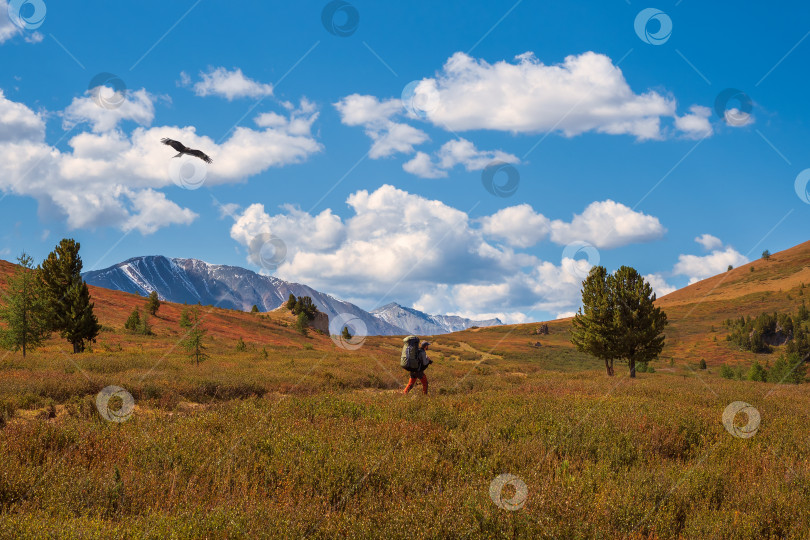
left=186, top=149, right=213, bottom=164
left=161, top=138, right=187, bottom=152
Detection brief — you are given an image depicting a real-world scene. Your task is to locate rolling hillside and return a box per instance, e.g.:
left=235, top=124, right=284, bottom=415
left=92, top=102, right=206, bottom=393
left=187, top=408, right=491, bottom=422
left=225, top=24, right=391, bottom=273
left=430, top=239, right=810, bottom=368
left=1, top=239, right=808, bottom=367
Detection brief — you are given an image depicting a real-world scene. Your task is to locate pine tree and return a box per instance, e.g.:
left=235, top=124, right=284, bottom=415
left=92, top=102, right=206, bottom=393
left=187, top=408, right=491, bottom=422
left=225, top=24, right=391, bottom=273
left=236, top=337, right=247, bottom=351
left=60, top=279, right=101, bottom=352
left=38, top=239, right=100, bottom=353
left=571, top=267, right=618, bottom=376
left=250, top=305, right=259, bottom=313
left=0, top=253, right=51, bottom=357
left=571, top=266, right=667, bottom=377
left=341, top=326, right=352, bottom=340
left=285, top=293, right=296, bottom=310
left=146, top=291, right=160, bottom=316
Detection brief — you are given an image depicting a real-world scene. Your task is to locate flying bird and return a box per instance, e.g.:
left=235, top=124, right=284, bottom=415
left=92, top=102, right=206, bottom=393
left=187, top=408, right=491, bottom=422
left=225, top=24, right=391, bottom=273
left=160, top=138, right=213, bottom=164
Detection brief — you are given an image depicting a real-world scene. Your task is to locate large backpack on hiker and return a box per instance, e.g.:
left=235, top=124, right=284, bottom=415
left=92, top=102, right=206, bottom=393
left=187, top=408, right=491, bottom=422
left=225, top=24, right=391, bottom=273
left=400, top=336, right=421, bottom=370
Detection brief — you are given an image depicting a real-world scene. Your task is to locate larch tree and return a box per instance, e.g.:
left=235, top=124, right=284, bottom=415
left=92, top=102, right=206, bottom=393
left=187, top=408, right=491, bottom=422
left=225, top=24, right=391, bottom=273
left=0, top=253, right=51, bottom=357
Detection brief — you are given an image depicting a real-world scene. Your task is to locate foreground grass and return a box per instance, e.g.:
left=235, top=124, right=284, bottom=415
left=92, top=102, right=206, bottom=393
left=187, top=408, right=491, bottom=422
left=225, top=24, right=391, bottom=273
left=1, top=339, right=808, bottom=539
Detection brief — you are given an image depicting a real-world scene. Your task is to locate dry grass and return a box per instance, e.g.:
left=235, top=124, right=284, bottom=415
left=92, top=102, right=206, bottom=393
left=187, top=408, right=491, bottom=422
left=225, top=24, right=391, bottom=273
left=0, top=243, right=809, bottom=538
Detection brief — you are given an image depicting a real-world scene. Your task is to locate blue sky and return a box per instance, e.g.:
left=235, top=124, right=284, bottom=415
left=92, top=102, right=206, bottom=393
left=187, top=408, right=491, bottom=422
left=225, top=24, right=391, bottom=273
left=1, top=0, right=808, bottom=323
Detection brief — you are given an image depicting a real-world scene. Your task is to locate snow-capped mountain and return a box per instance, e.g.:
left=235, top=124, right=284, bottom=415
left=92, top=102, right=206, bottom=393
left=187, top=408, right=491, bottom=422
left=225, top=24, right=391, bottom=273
left=82, top=256, right=503, bottom=336
left=82, top=256, right=404, bottom=335
left=370, top=302, right=502, bottom=335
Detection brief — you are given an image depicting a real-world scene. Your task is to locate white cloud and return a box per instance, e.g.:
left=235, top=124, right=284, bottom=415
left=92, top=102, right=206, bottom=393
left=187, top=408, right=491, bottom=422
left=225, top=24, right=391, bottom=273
left=0, top=91, right=322, bottom=233
left=556, top=311, right=576, bottom=319
left=0, top=88, right=45, bottom=141
left=479, top=204, right=550, bottom=248
left=673, top=246, right=748, bottom=284
left=23, top=31, right=42, bottom=43
left=123, top=189, right=198, bottom=234
left=675, top=105, right=713, bottom=139
left=695, top=233, right=722, bottom=251
left=334, top=94, right=429, bottom=159
left=62, top=88, right=155, bottom=133
left=644, top=273, right=677, bottom=298
left=724, top=109, right=754, bottom=127
left=334, top=94, right=401, bottom=128
left=368, top=122, right=429, bottom=159
left=228, top=185, right=632, bottom=320
left=403, top=138, right=521, bottom=178
left=549, top=200, right=666, bottom=249
left=189, top=67, right=273, bottom=100
left=406, top=51, right=707, bottom=140
left=0, top=18, right=41, bottom=44
left=0, top=0, right=22, bottom=44
left=402, top=151, right=445, bottom=178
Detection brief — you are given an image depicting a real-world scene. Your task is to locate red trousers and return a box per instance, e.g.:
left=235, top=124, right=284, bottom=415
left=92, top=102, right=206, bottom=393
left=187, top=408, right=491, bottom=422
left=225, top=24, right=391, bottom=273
left=403, top=374, right=428, bottom=394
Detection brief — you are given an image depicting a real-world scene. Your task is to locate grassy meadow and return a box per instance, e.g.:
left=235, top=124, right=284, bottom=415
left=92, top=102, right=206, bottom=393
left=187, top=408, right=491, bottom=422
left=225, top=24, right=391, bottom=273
left=1, top=244, right=809, bottom=538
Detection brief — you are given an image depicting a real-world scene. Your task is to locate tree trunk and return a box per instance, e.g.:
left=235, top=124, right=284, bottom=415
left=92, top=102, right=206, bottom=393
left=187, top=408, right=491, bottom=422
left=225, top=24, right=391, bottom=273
left=73, top=341, right=82, bottom=354
left=629, top=358, right=636, bottom=378
left=605, top=359, right=614, bottom=376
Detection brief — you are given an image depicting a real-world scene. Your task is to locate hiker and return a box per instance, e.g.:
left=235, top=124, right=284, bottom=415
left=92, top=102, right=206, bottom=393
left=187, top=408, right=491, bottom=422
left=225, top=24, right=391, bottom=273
left=403, top=341, right=432, bottom=395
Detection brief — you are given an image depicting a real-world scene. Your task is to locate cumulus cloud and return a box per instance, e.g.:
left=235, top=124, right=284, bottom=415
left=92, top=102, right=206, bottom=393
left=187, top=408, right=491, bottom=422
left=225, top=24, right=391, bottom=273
left=695, top=233, right=722, bottom=251
left=368, top=122, right=429, bottom=159
left=644, top=273, right=677, bottom=298
left=403, top=138, right=520, bottom=178
left=186, top=67, right=273, bottom=100
left=549, top=200, right=666, bottom=249
left=404, top=51, right=708, bottom=140
left=675, top=105, right=713, bottom=139
left=123, top=189, right=198, bottom=234
left=402, top=151, right=443, bottom=178
left=0, top=90, right=322, bottom=233
left=673, top=245, right=748, bottom=284
left=724, top=109, right=754, bottom=127
left=0, top=0, right=43, bottom=45
left=0, top=0, right=29, bottom=44
left=334, top=94, right=428, bottom=158
left=479, top=204, right=550, bottom=248
left=334, top=94, right=401, bottom=128
left=63, top=88, right=155, bottom=133
left=0, top=88, right=45, bottom=141
left=228, top=186, right=666, bottom=320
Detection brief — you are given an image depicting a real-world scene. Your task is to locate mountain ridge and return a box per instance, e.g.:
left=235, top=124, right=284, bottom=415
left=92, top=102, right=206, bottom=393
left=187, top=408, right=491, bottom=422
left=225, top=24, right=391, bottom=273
left=82, top=255, right=501, bottom=336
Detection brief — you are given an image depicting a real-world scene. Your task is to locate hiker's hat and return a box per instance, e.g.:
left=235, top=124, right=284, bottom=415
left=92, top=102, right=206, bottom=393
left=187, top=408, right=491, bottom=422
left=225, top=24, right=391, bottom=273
left=422, top=341, right=431, bottom=347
